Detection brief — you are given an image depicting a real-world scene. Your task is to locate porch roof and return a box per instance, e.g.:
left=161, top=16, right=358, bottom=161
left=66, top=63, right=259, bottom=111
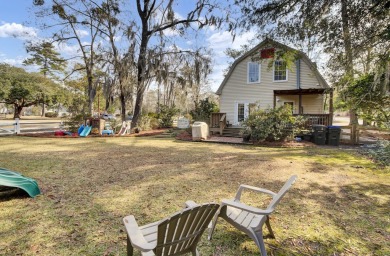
left=274, top=88, right=329, bottom=95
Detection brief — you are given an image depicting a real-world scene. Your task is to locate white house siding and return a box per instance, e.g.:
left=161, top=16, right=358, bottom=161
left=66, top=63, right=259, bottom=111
left=300, top=60, right=322, bottom=89
left=219, top=56, right=325, bottom=124
left=276, top=95, right=325, bottom=114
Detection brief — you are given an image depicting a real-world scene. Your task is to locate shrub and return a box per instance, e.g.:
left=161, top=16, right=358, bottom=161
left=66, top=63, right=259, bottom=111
left=190, top=98, right=219, bottom=122
left=137, top=114, right=160, bottom=131
left=158, top=105, right=179, bottom=128
left=45, top=112, right=58, bottom=118
left=364, top=140, right=390, bottom=166
left=64, top=114, right=85, bottom=133
left=242, top=105, right=306, bottom=142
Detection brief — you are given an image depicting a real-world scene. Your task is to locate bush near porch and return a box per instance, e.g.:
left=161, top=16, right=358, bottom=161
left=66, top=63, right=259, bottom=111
left=242, top=105, right=306, bottom=143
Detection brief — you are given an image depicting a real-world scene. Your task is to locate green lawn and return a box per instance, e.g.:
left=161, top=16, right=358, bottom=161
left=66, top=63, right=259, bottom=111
left=0, top=136, right=389, bottom=255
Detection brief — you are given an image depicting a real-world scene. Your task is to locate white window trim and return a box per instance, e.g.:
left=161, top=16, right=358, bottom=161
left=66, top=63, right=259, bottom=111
left=234, top=101, right=252, bottom=126
left=247, top=62, right=261, bottom=84
left=273, top=60, right=288, bottom=82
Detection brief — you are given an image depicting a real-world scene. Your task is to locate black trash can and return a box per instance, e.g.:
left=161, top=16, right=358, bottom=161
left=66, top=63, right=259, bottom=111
left=312, top=125, right=327, bottom=145
left=327, top=126, right=341, bottom=146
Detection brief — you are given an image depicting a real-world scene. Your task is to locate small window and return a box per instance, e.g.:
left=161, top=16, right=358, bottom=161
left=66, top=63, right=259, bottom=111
left=274, top=60, right=287, bottom=81
left=247, top=62, right=260, bottom=83
left=238, top=104, right=245, bottom=122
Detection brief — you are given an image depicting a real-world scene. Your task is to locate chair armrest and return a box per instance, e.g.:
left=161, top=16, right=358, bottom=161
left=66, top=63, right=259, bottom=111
left=184, top=200, right=199, bottom=208
left=123, top=215, right=155, bottom=251
left=222, top=199, right=273, bottom=215
left=234, top=184, right=277, bottom=201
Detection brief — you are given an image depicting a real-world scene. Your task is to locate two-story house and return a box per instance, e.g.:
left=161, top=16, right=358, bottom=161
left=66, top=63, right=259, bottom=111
left=211, top=38, right=333, bottom=134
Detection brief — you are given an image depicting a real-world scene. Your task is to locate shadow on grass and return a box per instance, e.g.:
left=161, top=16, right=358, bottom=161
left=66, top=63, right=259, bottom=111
left=0, top=136, right=388, bottom=255
left=0, top=187, right=30, bottom=202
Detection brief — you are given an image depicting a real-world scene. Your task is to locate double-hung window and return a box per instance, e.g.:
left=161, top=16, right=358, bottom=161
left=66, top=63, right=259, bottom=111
left=247, top=62, right=260, bottom=83
left=274, top=60, right=288, bottom=81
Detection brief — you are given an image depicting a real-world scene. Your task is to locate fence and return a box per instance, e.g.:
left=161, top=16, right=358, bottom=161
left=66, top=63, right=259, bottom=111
left=0, top=118, right=63, bottom=135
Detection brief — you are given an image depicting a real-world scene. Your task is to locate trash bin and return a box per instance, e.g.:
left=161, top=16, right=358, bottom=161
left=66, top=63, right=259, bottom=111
left=192, top=122, right=209, bottom=141
left=312, top=125, right=327, bottom=145
left=327, top=126, right=341, bottom=146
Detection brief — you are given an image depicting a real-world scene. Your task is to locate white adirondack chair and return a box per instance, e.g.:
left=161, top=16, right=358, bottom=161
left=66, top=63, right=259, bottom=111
left=123, top=201, right=219, bottom=256
left=208, top=175, right=297, bottom=256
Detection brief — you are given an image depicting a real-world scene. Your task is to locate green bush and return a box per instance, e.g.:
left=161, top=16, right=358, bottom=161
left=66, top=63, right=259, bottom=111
left=190, top=98, right=219, bottom=122
left=242, top=105, right=306, bottom=142
left=158, top=105, right=179, bottom=128
left=364, top=140, right=390, bottom=166
left=64, top=114, right=85, bottom=133
left=137, top=114, right=161, bottom=131
left=45, top=112, right=58, bottom=118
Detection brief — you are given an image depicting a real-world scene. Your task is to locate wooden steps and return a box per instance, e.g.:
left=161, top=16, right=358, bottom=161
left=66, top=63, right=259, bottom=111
left=222, top=127, right=242, bottom=138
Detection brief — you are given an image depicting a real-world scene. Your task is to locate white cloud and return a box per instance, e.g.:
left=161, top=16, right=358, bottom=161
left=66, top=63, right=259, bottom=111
left=54, top=42, right=80, bottom=56
left=0, top=56, right=25, bottom=66
left=76, top=29, right=89, bottom=38
left=104, top=35, right=122, bottom=42
left=0, top=22, right=37, bottom=40
left=206, top=30, right=257, bottom=91
left=164, top=28, right=179, bottom=36
left=207, top=30, right=256, bottom=56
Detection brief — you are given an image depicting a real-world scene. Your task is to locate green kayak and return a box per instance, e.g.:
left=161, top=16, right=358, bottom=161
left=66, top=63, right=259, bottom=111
left=0, top=168, right=41, bottom=197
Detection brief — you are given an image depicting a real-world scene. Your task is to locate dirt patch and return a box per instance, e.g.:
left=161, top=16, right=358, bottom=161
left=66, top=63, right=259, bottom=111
left=255, top=140, right=317, bottom=148
left=360, top=129, right=390, bottom=140
left=175, top=131, right=192, bottom=141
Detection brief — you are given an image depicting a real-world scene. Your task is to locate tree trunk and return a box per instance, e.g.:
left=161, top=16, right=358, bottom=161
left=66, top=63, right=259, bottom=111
left=87, top=70, right=95, bottom=116
left=120, top=92, right=126, bottom=122
left=41, top=94, right=45, bottom=117
left=14, top=104, right=23, bottom=119
left=131, top=12, right=149, bottom=128
left=341, top=0, right=358, bottom=144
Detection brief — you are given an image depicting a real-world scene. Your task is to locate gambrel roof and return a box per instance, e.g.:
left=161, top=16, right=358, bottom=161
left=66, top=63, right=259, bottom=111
left=216, top=38, right=330, bottom=95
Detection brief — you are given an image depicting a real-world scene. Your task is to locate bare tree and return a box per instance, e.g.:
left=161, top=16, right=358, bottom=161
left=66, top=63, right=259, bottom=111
left=36, top=0, right=104, bottom=115
left=131, top=0, right=224, bottom=128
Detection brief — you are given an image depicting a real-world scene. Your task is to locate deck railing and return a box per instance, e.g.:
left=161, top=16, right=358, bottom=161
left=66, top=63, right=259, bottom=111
left=209, top=113, right=332, bottom=133
left=294, top=114, right=331, bottom=128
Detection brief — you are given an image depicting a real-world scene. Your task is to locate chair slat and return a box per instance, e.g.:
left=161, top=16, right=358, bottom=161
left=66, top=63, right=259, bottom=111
left=235, top=211, right=250, bottom=225
left=241, top=212, right=256, bottom=228
left=125, top=202, right=219, bottom=256
left=166, top=210, right=192, bottom=255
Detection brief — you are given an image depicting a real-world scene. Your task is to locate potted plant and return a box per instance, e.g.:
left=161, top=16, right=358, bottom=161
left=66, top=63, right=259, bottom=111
left=240, top=127, right=252, bottom=142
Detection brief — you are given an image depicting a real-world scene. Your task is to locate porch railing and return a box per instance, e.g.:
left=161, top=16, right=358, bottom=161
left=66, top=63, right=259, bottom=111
left=294, top=114, right=331, bottom=128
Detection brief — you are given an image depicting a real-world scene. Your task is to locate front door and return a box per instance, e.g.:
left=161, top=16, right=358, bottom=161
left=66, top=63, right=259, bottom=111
left=237, top=103, right=245, bottom=124
left=235, top=103, right=250, bottom=126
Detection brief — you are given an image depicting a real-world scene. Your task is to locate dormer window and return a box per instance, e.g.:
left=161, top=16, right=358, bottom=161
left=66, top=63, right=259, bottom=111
left=274, top=60, right=288, bottom=81
left=247, top=62, right=261, bottom=83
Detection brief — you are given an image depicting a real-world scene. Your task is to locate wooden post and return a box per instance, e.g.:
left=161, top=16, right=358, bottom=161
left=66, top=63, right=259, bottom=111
left=14, top=118, right=20, bottom=134
left=273, top=94, right=276, bottom=109
left=329, top=89, right=334, bottom=125
left=299, top=94, right=302, bottom=114
left=351, top=124, right=358, bottom=145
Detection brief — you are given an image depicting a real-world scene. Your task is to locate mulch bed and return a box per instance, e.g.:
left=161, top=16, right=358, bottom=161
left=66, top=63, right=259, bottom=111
left=17, top=129, right=167, bottom=138
left=175, top=131, right=192, bottom=141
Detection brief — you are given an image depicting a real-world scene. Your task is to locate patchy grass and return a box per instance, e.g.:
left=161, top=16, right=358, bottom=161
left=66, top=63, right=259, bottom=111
left=0, top=136, right=389, bottom=256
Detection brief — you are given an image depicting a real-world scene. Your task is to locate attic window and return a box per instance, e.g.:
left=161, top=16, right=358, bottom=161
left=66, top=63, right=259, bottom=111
left=260, top=48, right=275, bottom=59
left=274, top=60, right=288, bottom=81
left=247, top=62, right=261, bottom=83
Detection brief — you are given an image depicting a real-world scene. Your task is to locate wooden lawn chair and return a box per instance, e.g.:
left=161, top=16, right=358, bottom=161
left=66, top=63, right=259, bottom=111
left=123, top=201, right=219, bottom=256
left=208, top=175, right=297, bottom=256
